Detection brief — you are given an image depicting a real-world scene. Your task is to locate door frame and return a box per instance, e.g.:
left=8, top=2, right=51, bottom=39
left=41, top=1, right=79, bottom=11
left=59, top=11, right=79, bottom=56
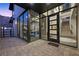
left=48, top=12, right=60, bottom=43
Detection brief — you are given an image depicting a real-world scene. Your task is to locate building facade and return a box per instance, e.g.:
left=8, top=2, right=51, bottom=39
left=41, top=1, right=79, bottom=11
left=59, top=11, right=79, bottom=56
left=9, top=3, right=79, bottom=48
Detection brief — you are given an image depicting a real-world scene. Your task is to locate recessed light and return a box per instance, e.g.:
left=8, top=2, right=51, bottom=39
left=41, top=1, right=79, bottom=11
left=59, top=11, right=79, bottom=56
left=46, top=3, right=50, bottom=5
left=30, top=3, right=34, bottom=6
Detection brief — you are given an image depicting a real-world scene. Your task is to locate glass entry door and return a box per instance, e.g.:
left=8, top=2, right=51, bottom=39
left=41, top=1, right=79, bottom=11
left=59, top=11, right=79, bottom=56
left=48, top=13, right=59, bottom=43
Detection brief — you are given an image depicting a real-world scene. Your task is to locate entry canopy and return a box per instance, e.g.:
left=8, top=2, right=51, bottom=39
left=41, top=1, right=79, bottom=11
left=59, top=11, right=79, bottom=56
left=9, top=3, right=63, bottom=14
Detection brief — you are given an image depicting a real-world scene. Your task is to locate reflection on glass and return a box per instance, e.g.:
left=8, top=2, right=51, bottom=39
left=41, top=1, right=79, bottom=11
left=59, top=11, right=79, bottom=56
left=41, top=17, right=47, bottom=40
left=31, top=19, right=39, bottom=36
left=53, top=7, right=59, bottom=13
left=50, top=35, right=57, bottom=39
left=23, top=11, right=29, bottom=40
left=48, top=7, right=59, bottom=15
left=30, top=10, right=39, bottom=41
left=48, top=9, right=54, bottom=15
left=17, top=18, right=20, bottom=36
left=13, top=4, right=25, bottom=18
left=50, top=15, right=57, bottom=20
left=40, top=12, right=47, bottom=17
left=59, top=3, right=76, bottom=11
left=49, top=14, right=58, bottom=40
left=60, top=8, right=77, bottom=47
left=50, top=30, right=57, bottom=34
left=50, top=25, right=57, bottom=29
left=20, top=15, right=23, bottom=38
left=50, top=21, right=57, bottom=25
left=30, top=18, right=39, bottom=41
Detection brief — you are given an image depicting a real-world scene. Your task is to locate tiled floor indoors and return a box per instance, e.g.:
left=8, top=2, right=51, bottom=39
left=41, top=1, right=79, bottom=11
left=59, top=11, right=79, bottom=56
left=0, top=37, right=79, bottom=56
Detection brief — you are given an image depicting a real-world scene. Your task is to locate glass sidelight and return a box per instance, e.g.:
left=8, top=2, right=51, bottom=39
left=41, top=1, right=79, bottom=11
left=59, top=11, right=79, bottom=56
left=40, top=17, right=47, bottom=40
left=60, top=7, right=77, bottom=47
left=30, top=18, right=39, bottom=41
left=17, top=18, right=20, bottom=37
left=23, top=12, right=29, bottom=41
left=48, top=13, right=59, bottom=43
left=20, top=15, right=23, bottom=38
left=18, top=11, right=29, bottom=42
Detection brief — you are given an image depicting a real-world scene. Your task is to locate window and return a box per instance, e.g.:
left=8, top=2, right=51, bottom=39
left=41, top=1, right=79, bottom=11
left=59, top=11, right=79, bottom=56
left=63, top=3, right=71, bottom=10
left=19, top=15, right=23, bottom=38
left=40, top=12, right=47, bottom=18
left=59, top=3, right=76, bottom=11
left=24, top=11, right=29, bottom=26
left=48, top=6, right=59, bottom=15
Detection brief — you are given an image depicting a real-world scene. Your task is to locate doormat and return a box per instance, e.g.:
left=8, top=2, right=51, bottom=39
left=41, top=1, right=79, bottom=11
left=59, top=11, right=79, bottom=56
left=48, top=42, right=59, bottom=47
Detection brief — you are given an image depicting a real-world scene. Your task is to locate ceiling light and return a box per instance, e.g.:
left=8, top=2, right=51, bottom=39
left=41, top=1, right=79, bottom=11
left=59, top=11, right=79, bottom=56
left=30, top=3, right=34, bottom=6
left=46, top=3, right=50, bottom=5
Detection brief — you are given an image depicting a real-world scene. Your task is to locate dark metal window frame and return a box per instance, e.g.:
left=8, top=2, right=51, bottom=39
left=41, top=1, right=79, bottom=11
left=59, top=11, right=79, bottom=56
left=48, top=12, right=60, bottom=43
left=59, top=6, right=78, bottom=48
left=14, top=4, right=78, bottom=48
left=39, top=4, right=78, bottom=48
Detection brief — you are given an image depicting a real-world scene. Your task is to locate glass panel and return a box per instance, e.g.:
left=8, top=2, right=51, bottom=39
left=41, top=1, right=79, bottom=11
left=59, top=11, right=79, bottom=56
left=48, top=9, right=54, bottom=15
left=41, top=17, right=47, bottom=40
left=71, top=3, right=76, bottom=7
left=48, top=7, right=59, bottom=15
left=24, top=12, right=28, bottom=25
left=40, top=12, right=47, bottom=17
left=43, top=12, right=47, bottom=16
left=30, top=10, right=39, bottom=18
left=50, top=21, right=57, bottom=25
left=50, top=35, right=57, bottom=39
left=20, top=15, right=23, bottom=38
left=59, top=5, right=63, bottom=11
left=63, top=3, right=71, bottom=10
left=49, top=14, right=58, bottom=41
left=60, top=7, right=77, bottom=47
left=13, top=4, right=25, bottom=18
left=30, top=18, right=39, bottom=40
left=23, top=11, right=29, bottom=40
left=17, top=18, right=20, bottom=36
left=50, top=15, right=57, bottom=20
left=50, top=30, right=57, bottom=34
left=50, top=25, right=57, bottom=29
left=13, top=4, right=25, bottom=37
left=53, top=7, right=59, bottom=13
left=0, top=26, right=3, bottom=38
left=59, top=3, right=76, bottom=11
left=29, top=10, right=40, bottom=41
